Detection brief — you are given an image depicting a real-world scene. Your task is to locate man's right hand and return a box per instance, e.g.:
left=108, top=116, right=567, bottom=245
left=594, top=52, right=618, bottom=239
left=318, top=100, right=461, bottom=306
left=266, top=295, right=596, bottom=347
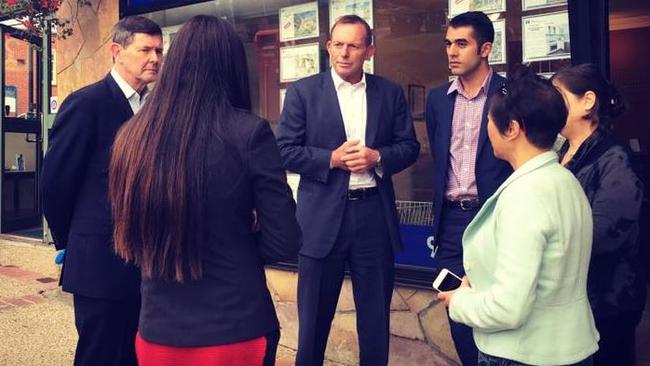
left=330, top=140, right=360, bottom=170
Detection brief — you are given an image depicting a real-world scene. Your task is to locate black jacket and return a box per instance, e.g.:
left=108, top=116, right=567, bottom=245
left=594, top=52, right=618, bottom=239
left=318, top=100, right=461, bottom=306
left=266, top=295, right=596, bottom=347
left=138, top=109, right=301, bottom=346
left=561, top=129, right=647, bottom=320
left=41, top=74, right=140, bottom=299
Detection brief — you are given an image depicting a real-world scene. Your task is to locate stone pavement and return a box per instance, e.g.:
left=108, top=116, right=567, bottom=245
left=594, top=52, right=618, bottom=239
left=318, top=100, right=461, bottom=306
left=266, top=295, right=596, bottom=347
left=0, top=237, right=337, bottom=366
left=3, top=237, right=648, bottom=366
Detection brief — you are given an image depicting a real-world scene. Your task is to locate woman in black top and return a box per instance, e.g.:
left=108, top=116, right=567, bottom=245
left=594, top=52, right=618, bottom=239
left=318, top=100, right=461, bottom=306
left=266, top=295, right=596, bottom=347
left=109, top=15, right=301, bottom=366
left=552, top=64, right=646, bottom=366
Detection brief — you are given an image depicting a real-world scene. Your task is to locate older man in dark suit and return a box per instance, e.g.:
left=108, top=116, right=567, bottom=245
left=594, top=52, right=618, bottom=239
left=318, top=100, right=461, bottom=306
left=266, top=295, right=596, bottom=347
left=40, top=16, right=162, bottom=366
left=276, top=15, right=419, bottom=366
left=425, top=11, right=512, bottom=366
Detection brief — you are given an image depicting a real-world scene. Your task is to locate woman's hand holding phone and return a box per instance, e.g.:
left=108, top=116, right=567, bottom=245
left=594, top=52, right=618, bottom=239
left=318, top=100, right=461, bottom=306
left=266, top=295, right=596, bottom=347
left=437, top=276, right=470, bottom=307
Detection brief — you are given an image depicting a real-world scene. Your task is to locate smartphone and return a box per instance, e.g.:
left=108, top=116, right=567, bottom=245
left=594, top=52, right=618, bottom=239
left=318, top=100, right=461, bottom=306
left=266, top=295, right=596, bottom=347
left=432, top=268, right=462, bottom=292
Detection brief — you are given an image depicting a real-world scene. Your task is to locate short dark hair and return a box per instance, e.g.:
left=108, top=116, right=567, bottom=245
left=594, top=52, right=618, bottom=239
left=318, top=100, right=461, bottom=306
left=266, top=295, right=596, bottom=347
left=330, top=14, right=373, bottom=46
left=112, top=16, right=162, bottom=47
left=551, top=63, right=626, bottom=129
left=490, top=66, right=567, bottom=149
left=449, top=11, right=494, bottom=50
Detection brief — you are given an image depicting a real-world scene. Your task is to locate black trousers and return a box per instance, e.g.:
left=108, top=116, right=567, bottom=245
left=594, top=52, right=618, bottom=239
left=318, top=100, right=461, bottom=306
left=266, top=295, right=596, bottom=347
left=434, top=205, right=480, bottom=366
left=295, top=194, right=394, bottom=366
left=73, top=294, right=140, bottom=366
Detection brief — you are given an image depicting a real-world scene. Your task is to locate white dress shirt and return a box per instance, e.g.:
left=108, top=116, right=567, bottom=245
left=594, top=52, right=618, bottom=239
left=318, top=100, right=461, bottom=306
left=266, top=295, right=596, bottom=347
left=331, top=68, right=376, bottom=189
left=110, top=68, right=148, bottom=114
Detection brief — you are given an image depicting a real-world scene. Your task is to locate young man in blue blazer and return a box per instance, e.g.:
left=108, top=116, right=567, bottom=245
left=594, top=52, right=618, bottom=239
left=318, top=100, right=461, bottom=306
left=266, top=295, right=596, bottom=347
left=276, top=15, right=419, bottom=366
left=425, top=11, right=512, bottom=366
left=40, top=16, right=162, bottom=366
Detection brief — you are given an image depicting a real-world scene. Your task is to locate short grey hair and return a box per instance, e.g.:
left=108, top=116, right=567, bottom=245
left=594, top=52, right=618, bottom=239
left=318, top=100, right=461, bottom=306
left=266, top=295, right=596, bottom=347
left=112, top=16, right=162, bottom=47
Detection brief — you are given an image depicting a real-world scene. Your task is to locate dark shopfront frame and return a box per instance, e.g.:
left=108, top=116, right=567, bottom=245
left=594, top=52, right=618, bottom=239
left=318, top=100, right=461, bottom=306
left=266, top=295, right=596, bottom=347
left=119, top=0, right=610, bottom=289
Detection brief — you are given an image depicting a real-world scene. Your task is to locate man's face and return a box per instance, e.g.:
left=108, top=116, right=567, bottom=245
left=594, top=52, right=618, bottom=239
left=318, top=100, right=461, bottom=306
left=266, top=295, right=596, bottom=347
left=327, top=23, right=375, bottom=83
left=112, top=33, right=163, bottom=92
left=445, top=26, right=490, bottom=77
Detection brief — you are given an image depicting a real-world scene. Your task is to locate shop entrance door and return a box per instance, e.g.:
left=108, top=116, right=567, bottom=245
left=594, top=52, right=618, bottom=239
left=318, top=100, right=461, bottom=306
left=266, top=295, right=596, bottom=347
left=0, top=25, right=43, bottom=235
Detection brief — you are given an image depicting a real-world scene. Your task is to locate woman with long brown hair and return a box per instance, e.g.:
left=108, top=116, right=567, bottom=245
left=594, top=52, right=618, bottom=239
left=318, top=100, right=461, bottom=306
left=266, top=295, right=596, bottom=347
left=109, top=15, right=300, bottom=366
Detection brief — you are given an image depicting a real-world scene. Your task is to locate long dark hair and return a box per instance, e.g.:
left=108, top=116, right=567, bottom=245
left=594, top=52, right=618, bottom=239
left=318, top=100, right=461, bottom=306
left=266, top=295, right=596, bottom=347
left=110, top=15, right=251, bottom=282
left=552, top=63, right=626, bottom=130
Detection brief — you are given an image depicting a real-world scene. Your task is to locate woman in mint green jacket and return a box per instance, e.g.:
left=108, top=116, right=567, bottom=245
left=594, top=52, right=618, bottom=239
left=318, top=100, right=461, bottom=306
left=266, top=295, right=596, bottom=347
left=438, top=68, right=599, bottom=366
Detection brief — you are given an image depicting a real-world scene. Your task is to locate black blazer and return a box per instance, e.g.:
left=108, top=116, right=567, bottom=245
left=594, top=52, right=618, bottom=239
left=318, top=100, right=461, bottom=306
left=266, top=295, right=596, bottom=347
left=276, top=72, right=420, bottom=258
left=425, top=73, right=512, bottom=247
left=41, top=73, right=140, bottom=299
left=137, top=109, right=301, bottom=346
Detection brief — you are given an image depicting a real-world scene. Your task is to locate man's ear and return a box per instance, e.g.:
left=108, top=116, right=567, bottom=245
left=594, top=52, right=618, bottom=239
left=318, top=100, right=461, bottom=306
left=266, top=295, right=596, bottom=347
left=365, top=44, right=376, bottom=61
left=110, top=42, right=122, bottom=62
left=480, top=42, right=493, bottom=59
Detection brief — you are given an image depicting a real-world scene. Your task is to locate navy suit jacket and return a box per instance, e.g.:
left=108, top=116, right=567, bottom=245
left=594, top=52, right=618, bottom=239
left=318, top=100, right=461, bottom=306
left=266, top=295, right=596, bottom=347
left=41, top=74, right=140, bottom=299
left=425, top=73, right=512, bottom=247
left=276, top=71, right=420, bottom=258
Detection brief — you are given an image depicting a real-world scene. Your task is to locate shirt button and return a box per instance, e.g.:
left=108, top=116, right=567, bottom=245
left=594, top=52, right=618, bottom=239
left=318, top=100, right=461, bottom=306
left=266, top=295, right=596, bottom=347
left=464, top=145, right=469, bottom=149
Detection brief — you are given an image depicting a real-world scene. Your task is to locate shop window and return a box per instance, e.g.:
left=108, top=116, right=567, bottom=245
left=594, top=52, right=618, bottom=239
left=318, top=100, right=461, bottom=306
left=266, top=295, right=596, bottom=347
left=131, top=0, right=572, bottom=286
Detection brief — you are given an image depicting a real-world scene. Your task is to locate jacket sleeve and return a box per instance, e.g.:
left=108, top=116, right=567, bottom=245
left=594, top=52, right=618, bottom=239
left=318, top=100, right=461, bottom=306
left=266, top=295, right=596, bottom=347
left=589, top=150, right=643, bottom=254
left=275, top=84, right=332, bottom=184
left=449, top=191, right=549, bottom=332
left=40, top=93, right=96, bottom=250
left=249, top=119, right=302, bottom=264
left=376, top=87, right=420, bottom=177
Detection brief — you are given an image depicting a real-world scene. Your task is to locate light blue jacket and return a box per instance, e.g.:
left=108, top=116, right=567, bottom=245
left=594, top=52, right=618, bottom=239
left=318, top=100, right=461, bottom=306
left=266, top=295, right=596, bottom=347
left=449, top=151, right=599, bottom=365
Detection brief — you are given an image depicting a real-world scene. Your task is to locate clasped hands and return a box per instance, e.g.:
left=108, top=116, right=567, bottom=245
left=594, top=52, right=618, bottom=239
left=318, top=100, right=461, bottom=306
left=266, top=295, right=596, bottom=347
left=330, top=140, right=380, bottom=173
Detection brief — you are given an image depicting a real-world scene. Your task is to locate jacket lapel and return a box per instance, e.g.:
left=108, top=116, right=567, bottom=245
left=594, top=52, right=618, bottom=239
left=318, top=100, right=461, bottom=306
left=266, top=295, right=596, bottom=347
left=476, top=75, right=503, bottom=155
left=365, top=75, right=380, bottom=147
left=104, top=73, right=135, bottom=121
left=322, top=72, right=348, bottom=143
left=439, top=91, right=456, bottom=172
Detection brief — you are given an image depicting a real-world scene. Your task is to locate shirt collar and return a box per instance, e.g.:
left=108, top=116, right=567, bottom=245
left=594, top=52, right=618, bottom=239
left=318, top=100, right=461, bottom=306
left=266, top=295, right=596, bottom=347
left=331, top=67, right=366, bottom=91
left=447, top=68, right=494, bottom=98
left=111, top=68, right=139, bottom=100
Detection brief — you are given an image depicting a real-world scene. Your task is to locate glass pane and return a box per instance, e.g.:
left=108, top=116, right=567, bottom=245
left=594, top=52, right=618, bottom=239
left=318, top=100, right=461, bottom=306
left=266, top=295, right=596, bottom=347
left=3, top=132, right=38, bottom=218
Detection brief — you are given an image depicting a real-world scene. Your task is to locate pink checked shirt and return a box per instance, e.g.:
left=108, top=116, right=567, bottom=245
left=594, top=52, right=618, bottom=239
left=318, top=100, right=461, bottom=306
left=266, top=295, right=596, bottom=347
left=445, top=69, right=493, bottom=201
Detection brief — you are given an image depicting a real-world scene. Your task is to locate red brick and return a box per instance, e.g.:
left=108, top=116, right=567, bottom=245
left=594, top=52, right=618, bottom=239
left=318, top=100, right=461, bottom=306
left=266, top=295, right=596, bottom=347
left=0, top=266, right=34, bottom=278
left=22, top=294, right=46, bottom=303
left=6, top=298, right=30, bottom=306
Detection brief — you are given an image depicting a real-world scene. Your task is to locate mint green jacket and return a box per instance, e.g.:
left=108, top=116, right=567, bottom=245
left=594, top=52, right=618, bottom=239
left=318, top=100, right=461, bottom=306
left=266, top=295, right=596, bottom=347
left=449, top=151, right=599, bottom=365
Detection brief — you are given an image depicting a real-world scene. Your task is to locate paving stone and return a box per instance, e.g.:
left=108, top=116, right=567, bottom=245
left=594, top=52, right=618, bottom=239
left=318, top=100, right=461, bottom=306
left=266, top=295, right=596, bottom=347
left=336, top=280, right=355, bottom=312
left=266, top=269, right=298, bottom=303
left=405, top=290, right=438, bottom=314
left=275, top=301, right=299, bottom=350
left=419, top=301, right=460, bottom=364
left=390, top=311, right=425, bottom=340
left=390, top=290, right=410, bottom=311
left=388, top=335, right=456, bottom=366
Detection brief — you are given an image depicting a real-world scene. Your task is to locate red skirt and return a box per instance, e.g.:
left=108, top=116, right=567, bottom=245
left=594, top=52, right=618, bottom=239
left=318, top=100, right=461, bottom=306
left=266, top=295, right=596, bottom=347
left=135, top=332, right=267, bottom=366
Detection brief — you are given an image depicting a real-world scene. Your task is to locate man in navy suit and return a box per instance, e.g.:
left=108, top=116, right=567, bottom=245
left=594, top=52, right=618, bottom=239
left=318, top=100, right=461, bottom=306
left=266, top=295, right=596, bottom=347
left=276, top=15, right=419, bottom=366
left=425, top=11, right=512, bottom=366
left=40, top=16, right=162, bottom=366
